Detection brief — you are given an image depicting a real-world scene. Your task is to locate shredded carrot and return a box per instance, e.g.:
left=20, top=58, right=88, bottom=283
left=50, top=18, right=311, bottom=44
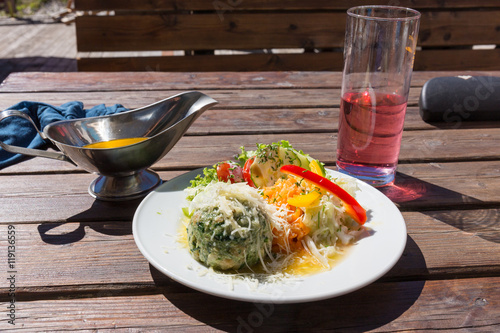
left=262, top=177, right=310, bottom=253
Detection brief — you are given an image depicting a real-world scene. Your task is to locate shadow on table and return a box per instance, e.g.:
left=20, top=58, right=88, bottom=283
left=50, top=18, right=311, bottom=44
left=379, top=172, right=500, bottom=244
left=37, top=199, right=139, bottom=244
left=150, top=234, right=426, bottom=332
left=0, top=57, right=77, bottom=83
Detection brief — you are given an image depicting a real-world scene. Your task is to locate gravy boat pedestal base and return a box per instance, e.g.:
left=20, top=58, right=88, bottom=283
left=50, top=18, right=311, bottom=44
left=89, top=169, right=162, bottom=201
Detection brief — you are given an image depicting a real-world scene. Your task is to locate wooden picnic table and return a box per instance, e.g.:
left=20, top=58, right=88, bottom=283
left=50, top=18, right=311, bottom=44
left=0, top=71, right=499, bottom=331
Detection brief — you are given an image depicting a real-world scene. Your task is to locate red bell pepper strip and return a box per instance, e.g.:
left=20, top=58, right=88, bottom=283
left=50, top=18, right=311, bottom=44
left=280, top=164, right=367, bottom=225
left=242, top=157, right=256, bottom=187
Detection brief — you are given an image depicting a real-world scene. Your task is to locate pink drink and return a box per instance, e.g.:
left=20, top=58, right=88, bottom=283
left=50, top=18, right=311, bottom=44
left=336, top=91, right=407, bottom=185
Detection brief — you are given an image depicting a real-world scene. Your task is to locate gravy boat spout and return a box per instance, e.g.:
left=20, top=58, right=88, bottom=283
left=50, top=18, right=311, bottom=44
left=0, top=91, right=218, bottom=201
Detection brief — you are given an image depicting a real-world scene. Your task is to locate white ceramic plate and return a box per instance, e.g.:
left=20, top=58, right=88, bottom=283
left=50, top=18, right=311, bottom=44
left=133, top=168, right=406, bottom=304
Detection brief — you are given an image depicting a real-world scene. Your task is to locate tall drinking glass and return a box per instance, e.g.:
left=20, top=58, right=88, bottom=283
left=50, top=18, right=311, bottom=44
left=336, top=6, right=420, bottom=186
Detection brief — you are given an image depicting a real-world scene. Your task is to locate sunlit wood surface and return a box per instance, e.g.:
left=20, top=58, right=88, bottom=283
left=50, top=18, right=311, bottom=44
left=0, top=71, right=499, bottom=331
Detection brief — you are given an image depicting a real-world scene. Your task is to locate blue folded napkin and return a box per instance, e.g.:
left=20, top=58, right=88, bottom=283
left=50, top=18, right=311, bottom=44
left=0, top=101, right=128, bottom=168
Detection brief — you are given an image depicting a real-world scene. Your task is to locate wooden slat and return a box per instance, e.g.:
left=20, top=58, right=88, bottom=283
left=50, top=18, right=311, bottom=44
left=0, top=71, right=346, bottom=92
left=0, top=23, right=76, bottom=60
left=0, top=88, right=499, bottom=135
left=75, top=10, right=500, bottom=52
left=5, top=105, right=496, bottom=157
left=2, top=71, right=500, bottom=92
left=2, top=277, right=499, bottom=331
left=77, top=48, right=500, bottom=72
left=1, top=106, right=497, bottom=169
left=74, top=0, right=500, bottom=11
left=75, top=13, right=344, bottom=52
left=184, top=106, right=434, bottom=135
left=3, top=106, right=499, bottom=176
left=149, top=129, right=500, bottom=168
left=77, top=52, right=344, bottom=72
left=1, top=114, right=499, bottom=173
left=190, top=106, right=500, bottom=134
left=415, top=49, right=500, bottom=71
left=387, top=161, right=500, bottom=210
left=0, top=24, right=47, bottom=58
left=419, top=10, right=500, bottom=47
left=0, top=208, right=498, bottom=289
left=0, top=88, right=426, bottom=110
left=0, top=88, right=343, bottom=110
left=1, top=160, right=500, bottom=221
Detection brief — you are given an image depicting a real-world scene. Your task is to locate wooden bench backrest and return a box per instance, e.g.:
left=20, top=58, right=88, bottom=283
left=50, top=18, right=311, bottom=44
left=74, top=0, right=500, bottom=71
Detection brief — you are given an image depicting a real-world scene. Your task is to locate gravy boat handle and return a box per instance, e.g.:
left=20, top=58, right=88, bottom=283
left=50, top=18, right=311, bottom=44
left=0, top=109, right=74, bottom=164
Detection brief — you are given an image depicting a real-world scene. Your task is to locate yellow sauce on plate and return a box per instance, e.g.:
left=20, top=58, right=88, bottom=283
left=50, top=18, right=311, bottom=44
left=177, top=220, right=349, bottom=277
left=84, top=137, right=147, bottom=149
left=283, top=247, right=349, bottom=276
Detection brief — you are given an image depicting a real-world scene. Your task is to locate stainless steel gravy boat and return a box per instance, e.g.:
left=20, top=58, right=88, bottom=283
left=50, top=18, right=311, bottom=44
left=0, top=91, right=218, bottom=201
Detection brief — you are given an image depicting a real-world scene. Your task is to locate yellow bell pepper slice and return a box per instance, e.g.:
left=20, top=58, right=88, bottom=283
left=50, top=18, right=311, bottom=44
left=309, top=159, right=324, bottom=176
left=287, top=190, right=321, bottom=207
left=286, top=159, right=325, bottom=207
left=281, top=165, right=367, bottom=224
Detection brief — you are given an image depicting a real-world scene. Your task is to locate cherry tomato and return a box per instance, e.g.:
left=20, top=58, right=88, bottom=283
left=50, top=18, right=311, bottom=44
left=216, top=161, right=244, bottom=183
left=242, top=158, right=255, bottom=187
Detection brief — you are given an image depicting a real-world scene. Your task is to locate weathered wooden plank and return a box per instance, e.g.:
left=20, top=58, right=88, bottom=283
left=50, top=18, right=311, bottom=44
left=0, top=275, right=498, bottom=331
left=0, top=87, right=428, bottom=112
left=414, top=49, right=500, bottom=71
left=191, top=105, right=498, bottom=135
left=15, top=25, right=73, bottom=59
left=0, top=71, right=339, bottom=92
left=0, top=23, right=76, bottom=70
left=180, top=105, right=443, bottom=135
left=1, top=107, right=497, bottom=175
left=388, top=161, right=500, bottom=211
left=1, top=77, right=498, bottom=115
left=3, top=71, right=499, bottom=92
left=75, top=13, right=345, bottom=52
left=0, top=88, right=388, bottom=110
left=74, top=0, right=500, bottom=11
left=77, top=51, right=344, bottom=72
left=0, top=171, right=178, bottom=223
left=77, top=49, right=500, bottom=73
left=1, top=127, right=500, bottom=175
left=75, top=11, right=500, bottom=52
left=417, top=10, right=500, bottom=47
left=0, top=24, right=48, bottom=58
left=0, top=208, right=498, bottom=290
left=77, top=48, right=500, bottom=72
left=1, top=159, right=499, bottom=222
left=192, top=106, right=499, bottom=135
left=0, top=88, right=341, bottom=110
left=151, top=129, right=500, bottom=167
